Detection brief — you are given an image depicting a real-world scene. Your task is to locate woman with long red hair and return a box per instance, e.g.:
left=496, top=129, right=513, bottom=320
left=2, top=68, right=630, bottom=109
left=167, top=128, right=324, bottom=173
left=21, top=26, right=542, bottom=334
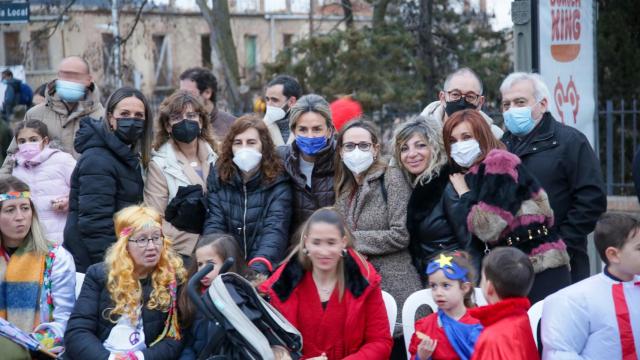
left=442, top=109, right=571, bottom=302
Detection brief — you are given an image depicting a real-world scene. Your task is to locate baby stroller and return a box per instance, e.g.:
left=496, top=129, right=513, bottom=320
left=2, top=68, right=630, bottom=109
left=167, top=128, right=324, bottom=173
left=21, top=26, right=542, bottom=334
left=187, top=258, right=303, bottom=360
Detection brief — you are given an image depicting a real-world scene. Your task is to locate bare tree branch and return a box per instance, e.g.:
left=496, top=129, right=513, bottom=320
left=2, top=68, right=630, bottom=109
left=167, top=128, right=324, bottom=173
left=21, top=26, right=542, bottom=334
left=121, top=0, right=148, bottom=45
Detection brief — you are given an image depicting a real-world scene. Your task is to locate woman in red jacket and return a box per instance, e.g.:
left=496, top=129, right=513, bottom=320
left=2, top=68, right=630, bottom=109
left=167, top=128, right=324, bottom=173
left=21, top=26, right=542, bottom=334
left=260, top=207, right=393, bottom=359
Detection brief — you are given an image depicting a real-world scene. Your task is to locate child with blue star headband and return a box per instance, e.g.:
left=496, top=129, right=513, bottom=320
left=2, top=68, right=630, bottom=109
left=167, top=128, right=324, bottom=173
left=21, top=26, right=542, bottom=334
left=408, top=251, right=483, bottom=360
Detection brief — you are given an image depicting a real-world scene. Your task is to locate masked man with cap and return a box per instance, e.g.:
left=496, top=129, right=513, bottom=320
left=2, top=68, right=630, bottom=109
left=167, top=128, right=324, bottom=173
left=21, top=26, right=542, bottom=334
left=420, top=67, right=503, bottom=139
left=1, top=56, right=103, bottom=174
left=263, top=75, right=302, bottom=146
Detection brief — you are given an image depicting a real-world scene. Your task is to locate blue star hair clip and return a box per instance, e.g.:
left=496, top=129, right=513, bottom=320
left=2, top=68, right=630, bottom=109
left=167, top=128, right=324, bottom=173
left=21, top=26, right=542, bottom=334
left=426, top=253, right=469, bottom=282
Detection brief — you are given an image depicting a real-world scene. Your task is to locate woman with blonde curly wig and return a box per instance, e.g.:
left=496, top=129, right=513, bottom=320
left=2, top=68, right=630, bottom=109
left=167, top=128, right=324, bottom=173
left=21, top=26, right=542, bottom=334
left=65, top=205, right=187, bottom=360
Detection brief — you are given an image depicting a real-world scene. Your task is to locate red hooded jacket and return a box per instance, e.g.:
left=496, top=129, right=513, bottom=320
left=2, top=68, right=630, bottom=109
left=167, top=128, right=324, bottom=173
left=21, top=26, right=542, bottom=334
left=469, top=297, right=539, bottom=360
left=259, top=249, right=393, bottom=359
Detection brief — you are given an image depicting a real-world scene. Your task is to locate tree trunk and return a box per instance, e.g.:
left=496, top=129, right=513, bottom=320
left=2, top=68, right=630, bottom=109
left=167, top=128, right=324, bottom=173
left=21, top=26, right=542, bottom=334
left=372, top=0, right=392, bottom=28
left=418, top=0, right=436, bottom=99
left=194, top=0, right=241, bottom=113
left=341, top=0, right=354, bottom=29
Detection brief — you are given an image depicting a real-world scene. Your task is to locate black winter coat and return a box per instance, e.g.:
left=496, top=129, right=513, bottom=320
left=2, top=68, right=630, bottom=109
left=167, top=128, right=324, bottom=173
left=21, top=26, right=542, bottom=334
left=203, top=166, right=292, bottom=274
left=64, top=117, right=144, bottom=272
left=278, top=139, right=336, bottom=232
left=64, top=263, right=183, bottom=360
left=502, top=113, right=606, bottom=252
left=406, top=165, right=473, bottom=283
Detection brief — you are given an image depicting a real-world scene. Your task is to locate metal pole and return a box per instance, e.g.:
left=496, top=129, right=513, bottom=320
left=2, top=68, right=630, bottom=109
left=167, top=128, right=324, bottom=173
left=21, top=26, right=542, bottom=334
left=606, top=100, right=613, bottom=195
left=112, top=0, right=122, bottom=88
left=511, top=0, right=533, bottom=72
left=309, top=0, right=314, bottom=38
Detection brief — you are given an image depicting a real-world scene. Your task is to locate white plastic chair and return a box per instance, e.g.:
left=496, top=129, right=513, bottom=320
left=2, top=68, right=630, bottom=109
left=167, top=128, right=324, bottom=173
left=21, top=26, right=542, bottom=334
left=528, top=299, right=544, bottom=348
left=402, top=288, right=487, bottom=359
left=75, top=272, right=85, bottom=299
left=381, top=290, right=397, bottom=337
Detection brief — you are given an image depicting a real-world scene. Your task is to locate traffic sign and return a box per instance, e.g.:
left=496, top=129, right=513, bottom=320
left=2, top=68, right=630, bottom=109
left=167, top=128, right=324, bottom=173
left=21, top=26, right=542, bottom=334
left=0, top=2, right=29, bottom=24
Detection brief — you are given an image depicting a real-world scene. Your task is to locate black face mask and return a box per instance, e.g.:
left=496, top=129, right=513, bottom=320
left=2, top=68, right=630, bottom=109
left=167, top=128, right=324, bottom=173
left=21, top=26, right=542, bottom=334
left=114, top=117, right=145, bottom=145
left=444, top=98, right=478, bottom=117
left=171, top=119, right=201, bottom=144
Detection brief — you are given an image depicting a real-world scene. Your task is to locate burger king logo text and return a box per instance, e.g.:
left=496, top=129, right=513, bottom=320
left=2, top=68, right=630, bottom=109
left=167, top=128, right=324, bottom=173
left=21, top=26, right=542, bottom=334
left=551, top=0, right=581, bottom=62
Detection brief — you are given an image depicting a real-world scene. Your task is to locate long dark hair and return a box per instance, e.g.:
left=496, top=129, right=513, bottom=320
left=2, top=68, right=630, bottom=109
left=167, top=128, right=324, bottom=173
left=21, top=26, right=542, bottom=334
left=104, top=87, right=153, bottom=168
left=178, top=233, right=250, bottom=328
left=14, top=119, right=49, bottom=141
left=217, top=113, right=283, bottom=184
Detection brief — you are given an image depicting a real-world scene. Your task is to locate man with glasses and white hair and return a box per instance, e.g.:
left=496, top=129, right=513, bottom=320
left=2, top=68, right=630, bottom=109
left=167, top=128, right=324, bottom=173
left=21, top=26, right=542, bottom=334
left=420, top=67, right=503, bottom=139
left=500, top=72, right=606, bottom=284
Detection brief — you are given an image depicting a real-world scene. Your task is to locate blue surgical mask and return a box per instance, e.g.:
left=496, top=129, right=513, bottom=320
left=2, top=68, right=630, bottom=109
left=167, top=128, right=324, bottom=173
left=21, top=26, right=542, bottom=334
left=503, top=105, right=536, bottom=136
left=296, top=135, right=327, bottom=156
left=55, top=80, right=86, bottom=102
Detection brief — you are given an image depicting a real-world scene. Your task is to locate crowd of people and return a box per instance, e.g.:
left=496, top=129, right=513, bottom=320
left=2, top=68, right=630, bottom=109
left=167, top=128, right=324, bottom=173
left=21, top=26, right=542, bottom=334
left=0, top=55, right=637, bottom=360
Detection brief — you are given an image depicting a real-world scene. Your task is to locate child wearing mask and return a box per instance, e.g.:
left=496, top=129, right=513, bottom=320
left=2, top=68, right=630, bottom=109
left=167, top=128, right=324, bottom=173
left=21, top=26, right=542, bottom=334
left=541, top=213, right=640, bottom=359
left=11, top=119, right=76, bottom=243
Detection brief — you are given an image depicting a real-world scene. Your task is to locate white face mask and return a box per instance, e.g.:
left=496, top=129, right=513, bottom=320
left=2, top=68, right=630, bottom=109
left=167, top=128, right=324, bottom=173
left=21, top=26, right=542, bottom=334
left=342, top=148, right=374, bottom=175
left=450, top=139, right=481, bottom=168
left=232, top=147, right=263, bottom=173
left=264, top=105, right=287, bottom=124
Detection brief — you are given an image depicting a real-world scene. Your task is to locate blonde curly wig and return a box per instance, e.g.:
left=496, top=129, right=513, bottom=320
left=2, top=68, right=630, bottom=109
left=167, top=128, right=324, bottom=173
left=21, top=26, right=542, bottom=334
left=104, top=205, right=186, bottom=324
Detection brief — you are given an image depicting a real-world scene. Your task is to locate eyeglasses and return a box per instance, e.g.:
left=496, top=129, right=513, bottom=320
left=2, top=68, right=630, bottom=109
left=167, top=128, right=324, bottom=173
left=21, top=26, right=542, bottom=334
left=342, top=142, right=373, bottom=152
left=447, top=91, right=481, bottom=103
left=169, top=112, right=200, bottom=122
left=129, top=235, right=163, bottom=248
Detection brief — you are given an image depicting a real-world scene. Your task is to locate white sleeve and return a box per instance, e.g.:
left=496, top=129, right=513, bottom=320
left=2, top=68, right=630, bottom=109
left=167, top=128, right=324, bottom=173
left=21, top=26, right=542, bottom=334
left=40, top=246, right=77, bottom=337
left=541, top=291, right=589, bottom=359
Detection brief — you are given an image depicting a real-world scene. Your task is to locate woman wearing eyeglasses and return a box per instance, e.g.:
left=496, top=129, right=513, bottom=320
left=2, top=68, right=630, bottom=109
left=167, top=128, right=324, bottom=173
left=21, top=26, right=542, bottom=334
left=334, top=119, right=421, bottom=333
left=144, top=91, right=218, bottom=262
left=65, top=205, right=186, bottom=360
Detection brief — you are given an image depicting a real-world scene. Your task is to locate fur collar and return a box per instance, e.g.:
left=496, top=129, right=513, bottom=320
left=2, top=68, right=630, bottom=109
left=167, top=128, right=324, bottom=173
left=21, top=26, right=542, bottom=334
left=408, top=164, right=451, bottom=215
left=468, top=297, right=531, bottom=327
left=271, top=249, right=371, bottom=302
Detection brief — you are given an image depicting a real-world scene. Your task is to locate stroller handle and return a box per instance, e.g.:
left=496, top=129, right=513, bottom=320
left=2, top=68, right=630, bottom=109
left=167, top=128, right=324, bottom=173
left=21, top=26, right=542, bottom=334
left=187, top=257, right=236, bottom=314
left=187, top=263, right=214, bottom=314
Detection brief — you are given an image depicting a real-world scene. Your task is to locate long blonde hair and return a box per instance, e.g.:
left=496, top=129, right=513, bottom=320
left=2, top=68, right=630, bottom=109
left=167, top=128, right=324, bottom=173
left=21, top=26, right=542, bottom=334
left=286, top=207, right=369, bottom=301
left=104, top=205, right=186, bottom=323
left=392, top=116, right=448, bottom=186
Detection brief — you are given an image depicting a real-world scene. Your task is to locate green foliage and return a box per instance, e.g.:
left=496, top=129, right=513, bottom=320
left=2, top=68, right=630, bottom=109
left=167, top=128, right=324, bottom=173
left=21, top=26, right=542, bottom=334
left=265, top=1, right=511, bottom=117
left=597, top=0, right=640, bottom=101
left=265, top=24, right=423, bottom=114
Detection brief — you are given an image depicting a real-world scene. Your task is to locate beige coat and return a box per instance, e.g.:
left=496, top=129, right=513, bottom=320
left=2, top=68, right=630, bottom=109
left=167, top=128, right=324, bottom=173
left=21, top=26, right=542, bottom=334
left=1, top=81, right=103, bottom=174
left=335, top=163, right=422, bottom=313
left=144, top=139, right=218, bottom=256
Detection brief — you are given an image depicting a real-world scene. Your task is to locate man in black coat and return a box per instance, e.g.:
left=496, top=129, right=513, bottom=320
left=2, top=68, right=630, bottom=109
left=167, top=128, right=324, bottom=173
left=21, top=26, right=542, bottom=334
left=500, top=72, right=607, bottom=283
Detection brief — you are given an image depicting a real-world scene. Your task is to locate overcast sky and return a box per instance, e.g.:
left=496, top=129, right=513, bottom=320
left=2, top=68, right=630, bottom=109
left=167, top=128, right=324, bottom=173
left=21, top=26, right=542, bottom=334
left=488, top=0, right=514, bottom=30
